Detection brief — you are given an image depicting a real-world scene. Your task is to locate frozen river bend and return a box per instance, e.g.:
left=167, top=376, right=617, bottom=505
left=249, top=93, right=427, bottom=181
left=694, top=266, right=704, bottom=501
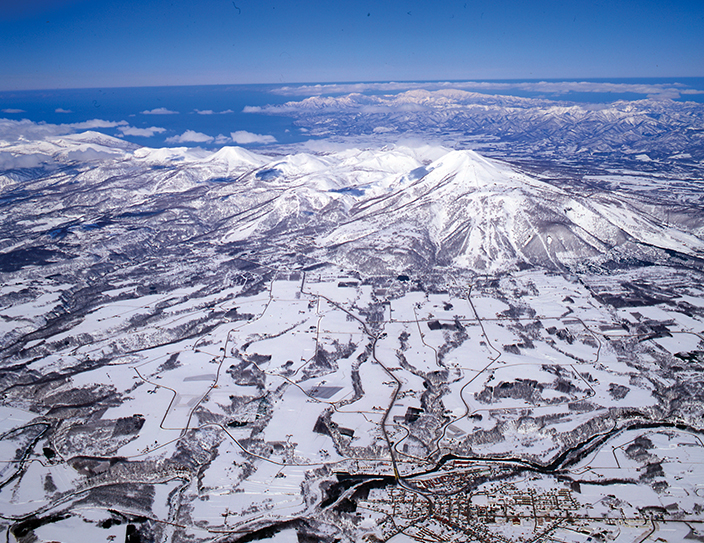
left=1, top=132, right=704, bottom=542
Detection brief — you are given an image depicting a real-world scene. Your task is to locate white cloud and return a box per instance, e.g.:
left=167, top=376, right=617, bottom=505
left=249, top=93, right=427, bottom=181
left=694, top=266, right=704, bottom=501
left=141, top=107, right=179, bottom=115
left=0, top=118, right=138, bottom=143
left=118, top=125, right=166, bottom=137
left=230, top=130, right=277, bottom=144
left=0, top=118, right=72, bottom=141
left=647, top=90, right=682, bottom=101
left=0, top=151, right=51, bottom=169
left=504, top=80, right=693, bottom=100
left=55, top=108, right=72, bottom=113
left=195, top=109, right=234, bottom=115
left=66, top=149, right=121, bottom=162
left=69, top=119, right=129, bottom=129
left=2, top=108, right=25, bottom=114
left=166, top=130, right=214, bottom=144
left=272, top=82, right=413, bottom=96
left=214, top=134, right=231, bottom=144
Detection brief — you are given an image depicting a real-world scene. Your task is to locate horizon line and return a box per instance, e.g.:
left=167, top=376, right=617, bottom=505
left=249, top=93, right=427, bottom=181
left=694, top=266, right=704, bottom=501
left=2, top=76, right=704, bottom=94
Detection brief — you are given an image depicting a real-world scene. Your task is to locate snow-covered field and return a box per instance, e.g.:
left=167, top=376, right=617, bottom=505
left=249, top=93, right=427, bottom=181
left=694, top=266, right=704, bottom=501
left=1, top=129, right=703, bottom=541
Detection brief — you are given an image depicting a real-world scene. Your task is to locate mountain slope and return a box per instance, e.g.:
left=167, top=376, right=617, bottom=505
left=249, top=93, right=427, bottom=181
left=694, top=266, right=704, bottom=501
left=1, top=133, right=702, bottom=275
left=318, top=149, right=704, bottom=272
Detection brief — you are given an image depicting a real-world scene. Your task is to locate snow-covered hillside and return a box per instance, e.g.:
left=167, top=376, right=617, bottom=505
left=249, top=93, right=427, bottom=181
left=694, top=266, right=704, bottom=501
left=1, top=132, right=703, bottom=275
left=2, top=128, right=704, bottom=543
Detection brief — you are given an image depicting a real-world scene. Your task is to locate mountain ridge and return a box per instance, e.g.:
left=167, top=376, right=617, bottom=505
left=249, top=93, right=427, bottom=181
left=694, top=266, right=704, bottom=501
left=1, top=134, right=702, bottom=275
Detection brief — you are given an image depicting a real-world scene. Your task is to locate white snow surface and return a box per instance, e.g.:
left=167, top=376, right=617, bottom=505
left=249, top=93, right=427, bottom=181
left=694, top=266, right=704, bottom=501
left=2, top=131, right=703, bottom=275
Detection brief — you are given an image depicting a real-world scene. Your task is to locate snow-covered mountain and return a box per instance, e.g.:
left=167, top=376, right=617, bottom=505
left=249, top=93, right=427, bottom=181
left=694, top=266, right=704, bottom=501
left=1, top=131, right=702, bottom=275
left=315, top=148, right=704, bottom=272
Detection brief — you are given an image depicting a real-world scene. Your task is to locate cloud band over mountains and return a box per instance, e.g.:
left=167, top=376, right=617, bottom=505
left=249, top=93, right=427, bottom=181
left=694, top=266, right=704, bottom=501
left=271, top=80, right=704, bottom=100
left=0, top=118, right=277, bottom=148
left=166, top=130, right=277, bottom=145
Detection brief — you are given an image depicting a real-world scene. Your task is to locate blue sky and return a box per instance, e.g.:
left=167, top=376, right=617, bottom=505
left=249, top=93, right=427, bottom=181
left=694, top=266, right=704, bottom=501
left=1, top=0, right=703, bottom=90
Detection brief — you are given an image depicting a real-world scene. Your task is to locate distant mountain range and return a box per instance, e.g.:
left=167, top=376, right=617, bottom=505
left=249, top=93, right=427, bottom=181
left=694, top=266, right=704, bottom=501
left=254, top=89, right=704, bottom=165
